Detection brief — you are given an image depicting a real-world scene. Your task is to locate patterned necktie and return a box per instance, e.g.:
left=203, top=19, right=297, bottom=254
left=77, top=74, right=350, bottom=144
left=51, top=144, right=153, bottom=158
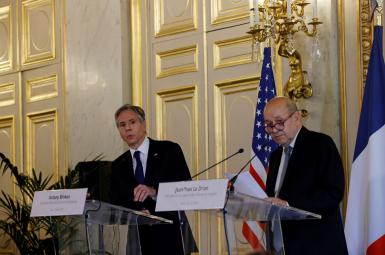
left=276, top=146, right=292, bottom=197
left=133, top=151, right=144, bottom=184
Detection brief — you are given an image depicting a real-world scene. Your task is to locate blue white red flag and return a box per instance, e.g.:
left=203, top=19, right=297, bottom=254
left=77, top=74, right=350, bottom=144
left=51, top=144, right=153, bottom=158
left=242, top=47, right=278, bottom=250
left=345, top=26, right=385, bottom=255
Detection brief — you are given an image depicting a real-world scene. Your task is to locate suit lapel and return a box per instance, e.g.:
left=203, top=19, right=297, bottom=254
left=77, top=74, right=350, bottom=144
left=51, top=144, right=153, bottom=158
left=266, top=147, right=282, bottom=196
left=280, top=127, right=308, bottom=190
left=115, top=150, right=135, bottom=184
left=145, top=138, right=160, bottom=183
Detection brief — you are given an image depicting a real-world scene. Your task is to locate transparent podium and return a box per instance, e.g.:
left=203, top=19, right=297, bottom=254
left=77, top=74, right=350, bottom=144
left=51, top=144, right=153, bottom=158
left=221, top=192, right=321, bottom=255
left=57, top=200, right=172, bottom=255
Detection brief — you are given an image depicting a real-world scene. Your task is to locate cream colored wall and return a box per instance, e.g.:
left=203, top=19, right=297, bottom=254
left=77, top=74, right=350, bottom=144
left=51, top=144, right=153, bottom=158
left=0, top=0, right=380, bottom=254
left=65, top=0, right=130, bottom=166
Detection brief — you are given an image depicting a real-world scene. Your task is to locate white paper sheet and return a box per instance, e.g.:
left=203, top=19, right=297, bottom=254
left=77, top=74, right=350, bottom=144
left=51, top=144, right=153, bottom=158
left=226, top=172, right=267, bottom=198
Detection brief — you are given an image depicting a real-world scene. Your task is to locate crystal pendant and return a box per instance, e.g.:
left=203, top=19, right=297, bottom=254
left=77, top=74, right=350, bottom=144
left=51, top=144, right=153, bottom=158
left=311, top=34, right=322, bottom=62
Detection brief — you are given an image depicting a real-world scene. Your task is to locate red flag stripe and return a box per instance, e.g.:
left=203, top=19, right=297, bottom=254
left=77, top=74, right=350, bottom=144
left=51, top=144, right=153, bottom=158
left=367, top=234, right=385, bottom=255
left=249, top=164, right=266, bottom=190
left=242, top=221, right=265, bottom=251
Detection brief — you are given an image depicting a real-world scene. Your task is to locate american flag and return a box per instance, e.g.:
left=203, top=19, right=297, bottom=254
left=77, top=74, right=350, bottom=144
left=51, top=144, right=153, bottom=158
left=242, top=47, right=278, bottom=250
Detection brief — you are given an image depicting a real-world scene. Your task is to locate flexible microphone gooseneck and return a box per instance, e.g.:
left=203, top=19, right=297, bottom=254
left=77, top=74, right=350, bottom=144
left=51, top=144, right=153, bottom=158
left=227, top=153, right=258, bottom=191
left=191, top=148, right=244, bottom=179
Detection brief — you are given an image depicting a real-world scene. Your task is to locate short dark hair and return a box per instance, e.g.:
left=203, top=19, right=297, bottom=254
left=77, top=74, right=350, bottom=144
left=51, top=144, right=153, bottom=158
left=114, top=104, right=145, bottom=126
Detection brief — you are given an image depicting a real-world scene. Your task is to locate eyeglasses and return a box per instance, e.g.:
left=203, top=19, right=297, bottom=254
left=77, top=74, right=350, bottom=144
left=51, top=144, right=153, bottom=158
left=264, top=111, right=296, bottom=132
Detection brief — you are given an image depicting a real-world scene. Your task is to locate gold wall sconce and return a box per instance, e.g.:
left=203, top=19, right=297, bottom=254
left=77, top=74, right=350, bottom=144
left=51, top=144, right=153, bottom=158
left=248, top=0, right=322, bottom=114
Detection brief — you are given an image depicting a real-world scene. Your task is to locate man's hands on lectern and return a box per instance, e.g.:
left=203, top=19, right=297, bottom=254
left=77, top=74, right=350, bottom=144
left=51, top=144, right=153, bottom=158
left=265, top=197, right=289, bottom=207
left=133, top=184, right=156, bottom=202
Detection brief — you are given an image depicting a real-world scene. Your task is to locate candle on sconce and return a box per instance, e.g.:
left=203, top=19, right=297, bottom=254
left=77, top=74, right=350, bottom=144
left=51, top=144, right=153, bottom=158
left=313, top=0, right=317, bottom=17
left=255, top=0, right=259, bottom=24
left=249, top=0, right=255, bottom=25
left=287, top=0, right=292, bottom=17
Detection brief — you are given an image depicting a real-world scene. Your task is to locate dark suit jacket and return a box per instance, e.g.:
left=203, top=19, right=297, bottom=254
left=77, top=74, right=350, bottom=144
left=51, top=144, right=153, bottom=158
left=266, top=127, right=348, bottom=255
left=110, top=138, right=194, bottom=255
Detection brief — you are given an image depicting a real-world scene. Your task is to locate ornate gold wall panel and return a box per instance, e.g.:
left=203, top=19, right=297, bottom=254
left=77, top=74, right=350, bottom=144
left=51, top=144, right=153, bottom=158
left=0, top=72, right=21, bottom=172
left=155, top=85, right=198, bottom=170
left=26, top=74, right=57, bottom=102
left=213, top=35, right=253, bottom=69
left=211, top=0, right=249, bottom=25
left=0, top=5, right=12, bottom=72
left=154, top=0, right=197, bottom=37
left=155, top=85, right=200, bottom=248
left=0, top=1, right=64, bottom=252
left=0, top=82, right=15, bottom=107
left=213, top=76, right=260, bottom=254
left=0, top=116, right=15, bottom=162
left=156, top=45, right=198, bottom=78
left=21, top=0, right=56, bottom=66
left=214, top=76, right=259, bottom=175
left=25, top=109, right=58, bottom=180
left=0, top=116, right=16, bottom=254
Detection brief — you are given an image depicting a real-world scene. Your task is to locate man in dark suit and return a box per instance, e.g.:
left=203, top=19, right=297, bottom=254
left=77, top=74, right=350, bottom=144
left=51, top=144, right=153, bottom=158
left=263, top=97, right=348, bottom=255
left=110, top=104, right=195, bottom=255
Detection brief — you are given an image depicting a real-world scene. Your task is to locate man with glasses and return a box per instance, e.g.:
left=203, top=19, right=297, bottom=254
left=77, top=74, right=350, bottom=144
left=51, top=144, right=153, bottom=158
left=263, top=97, right=348, bottom=255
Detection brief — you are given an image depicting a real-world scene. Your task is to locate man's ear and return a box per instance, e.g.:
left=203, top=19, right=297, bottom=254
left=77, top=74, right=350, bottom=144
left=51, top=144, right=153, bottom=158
left=293, top=110, right=301, bottom=121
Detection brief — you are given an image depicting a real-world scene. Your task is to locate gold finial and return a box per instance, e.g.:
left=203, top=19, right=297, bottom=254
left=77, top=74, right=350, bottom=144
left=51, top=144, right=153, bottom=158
left=375, top=1, right=383, bottom=26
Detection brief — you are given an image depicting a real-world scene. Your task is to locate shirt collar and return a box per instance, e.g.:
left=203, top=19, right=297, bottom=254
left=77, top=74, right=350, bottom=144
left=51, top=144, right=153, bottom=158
left=286, top=128, right=301, bottom=149
left=129, top=137, right=149, bottom=155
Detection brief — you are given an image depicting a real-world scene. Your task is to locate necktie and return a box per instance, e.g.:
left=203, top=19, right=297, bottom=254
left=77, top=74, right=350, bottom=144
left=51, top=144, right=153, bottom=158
left=276, top=146, right=292, bottom=197
left=134, top=151, right=144, bottom=184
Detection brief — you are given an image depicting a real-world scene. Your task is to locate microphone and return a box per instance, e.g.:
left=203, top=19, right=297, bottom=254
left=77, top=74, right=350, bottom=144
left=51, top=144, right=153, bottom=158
left=191, top=148, right=244, bottom=179
left=227, top=152, right=259, bottom=191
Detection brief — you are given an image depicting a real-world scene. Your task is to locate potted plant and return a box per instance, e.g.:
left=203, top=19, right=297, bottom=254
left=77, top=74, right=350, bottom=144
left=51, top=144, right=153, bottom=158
left=0, top=152, right=80, bottom=254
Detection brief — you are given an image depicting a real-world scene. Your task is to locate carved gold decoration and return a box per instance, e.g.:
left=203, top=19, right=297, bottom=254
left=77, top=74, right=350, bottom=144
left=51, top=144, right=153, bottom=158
left=26, top=74, right=58, bottom=102
left=213, top=35, right=254, bottom=69
left=278, top=39, right=312, bottom=100
left=156, top=45, right=198, bottom=78
left=154, top=0, right=197, bottom=37
left=0, top=5, right=12, bottom=72
left=0, top=82, right=15, bottom=107
left=21, top=0, right=56, bottom=66
left=360, top=0, right=375, bottom=100
left=248, top=0, right=321, bottom=105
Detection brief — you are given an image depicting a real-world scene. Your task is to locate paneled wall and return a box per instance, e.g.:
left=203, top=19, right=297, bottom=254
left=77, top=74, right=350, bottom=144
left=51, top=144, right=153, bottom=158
left=131, top=0, right=360, bottom=254
left=0, top=0, right=64, bottom=253
left=0, top=0, right=379, bottom=254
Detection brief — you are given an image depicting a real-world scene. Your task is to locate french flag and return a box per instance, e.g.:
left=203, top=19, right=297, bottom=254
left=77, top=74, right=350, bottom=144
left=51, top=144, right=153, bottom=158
left=345, top=26, right=385, bottom=255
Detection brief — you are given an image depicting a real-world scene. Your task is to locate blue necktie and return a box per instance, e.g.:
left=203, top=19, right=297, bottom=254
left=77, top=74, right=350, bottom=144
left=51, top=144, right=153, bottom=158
left=134, top=151, right=144, bottom=184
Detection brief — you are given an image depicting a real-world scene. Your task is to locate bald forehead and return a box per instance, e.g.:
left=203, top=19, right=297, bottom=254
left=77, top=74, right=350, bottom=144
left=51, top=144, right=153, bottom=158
left=264, top=97, right=297, bottom=114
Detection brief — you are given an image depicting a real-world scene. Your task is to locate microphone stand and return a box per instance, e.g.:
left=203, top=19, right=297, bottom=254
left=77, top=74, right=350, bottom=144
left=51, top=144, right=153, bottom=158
left=223, top=153, right=258, bottom=255
left=227, top=153, right=258, bottom=193
left=191, top=148, right=244, bottom=179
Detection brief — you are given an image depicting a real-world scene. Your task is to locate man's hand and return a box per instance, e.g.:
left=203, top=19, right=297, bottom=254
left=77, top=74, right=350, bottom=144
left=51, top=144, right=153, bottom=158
left=133, top=184, right=156, bottom=202
left=265, top=197, right=289, bottom=207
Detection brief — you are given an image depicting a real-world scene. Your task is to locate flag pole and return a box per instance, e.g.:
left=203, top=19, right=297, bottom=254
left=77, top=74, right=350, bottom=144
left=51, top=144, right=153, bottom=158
left=375, top=0, right=383, bottom=25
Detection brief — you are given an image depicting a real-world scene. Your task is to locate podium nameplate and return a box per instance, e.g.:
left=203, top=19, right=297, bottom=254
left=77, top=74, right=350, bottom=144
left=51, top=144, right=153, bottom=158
left=30, top=188, right=87, bottom=217
left=156, top=179, right=228, bottom=212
